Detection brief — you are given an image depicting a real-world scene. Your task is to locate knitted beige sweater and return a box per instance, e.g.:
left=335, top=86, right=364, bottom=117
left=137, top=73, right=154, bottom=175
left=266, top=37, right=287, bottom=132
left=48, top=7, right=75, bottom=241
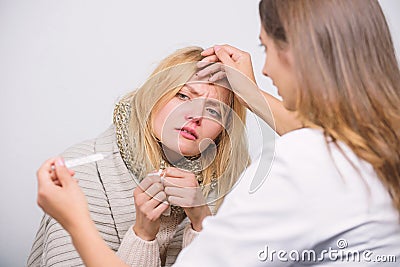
left=27, top=126, right=212, bottom=267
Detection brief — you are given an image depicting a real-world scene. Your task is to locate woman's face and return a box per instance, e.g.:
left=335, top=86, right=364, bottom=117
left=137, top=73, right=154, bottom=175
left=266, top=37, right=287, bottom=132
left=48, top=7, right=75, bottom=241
left=152, top=82, right=230, bottom=157
left=259, top=26, right=298, bottom=111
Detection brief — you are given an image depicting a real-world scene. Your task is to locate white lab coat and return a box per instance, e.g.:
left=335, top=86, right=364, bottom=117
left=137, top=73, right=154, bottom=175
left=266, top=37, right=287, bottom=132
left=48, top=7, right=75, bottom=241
left=173, top=128, right=400, bottom=266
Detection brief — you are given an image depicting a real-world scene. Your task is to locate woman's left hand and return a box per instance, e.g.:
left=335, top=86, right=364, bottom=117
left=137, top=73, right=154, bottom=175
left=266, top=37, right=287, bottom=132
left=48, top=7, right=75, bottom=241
left=163, top=167, right=212, bottom=231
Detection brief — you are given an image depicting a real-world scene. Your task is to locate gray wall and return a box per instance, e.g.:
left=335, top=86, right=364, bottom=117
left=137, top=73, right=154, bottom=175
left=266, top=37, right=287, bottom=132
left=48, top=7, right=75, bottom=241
left=0, top=0, right=399, bottom=266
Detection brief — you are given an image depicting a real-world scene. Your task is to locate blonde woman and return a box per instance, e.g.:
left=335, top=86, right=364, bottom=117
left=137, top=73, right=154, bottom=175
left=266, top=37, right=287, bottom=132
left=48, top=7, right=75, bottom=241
left=35, top=0, right=400, bottom=266
left=29, top=46, right=294, bottom=266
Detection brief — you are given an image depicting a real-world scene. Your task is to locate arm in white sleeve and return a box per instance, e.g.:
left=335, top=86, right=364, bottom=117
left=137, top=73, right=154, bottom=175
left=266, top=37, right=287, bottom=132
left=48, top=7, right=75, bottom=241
left=173, top=140, right=314, bottom=267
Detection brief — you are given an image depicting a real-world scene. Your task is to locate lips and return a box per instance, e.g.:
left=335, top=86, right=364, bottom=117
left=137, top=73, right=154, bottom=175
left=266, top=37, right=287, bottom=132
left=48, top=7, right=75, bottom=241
left=178, top=126, right=198, bottom=140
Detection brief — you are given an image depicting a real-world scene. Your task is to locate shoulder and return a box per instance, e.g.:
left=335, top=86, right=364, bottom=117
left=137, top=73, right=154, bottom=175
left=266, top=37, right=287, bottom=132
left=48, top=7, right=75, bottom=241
left=273, top=128, right=332, bottom=169
left=263, top=128, right=345, bottom=193
left=60, top=125, right=115, bottom=160
left=276, top=128, right=326, bottom=153
left=59, top=125, right=118, bottom=183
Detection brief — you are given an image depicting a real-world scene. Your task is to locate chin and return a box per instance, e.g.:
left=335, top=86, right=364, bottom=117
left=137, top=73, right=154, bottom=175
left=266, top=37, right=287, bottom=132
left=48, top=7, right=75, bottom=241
left=178, top=147, right=200, bottom=157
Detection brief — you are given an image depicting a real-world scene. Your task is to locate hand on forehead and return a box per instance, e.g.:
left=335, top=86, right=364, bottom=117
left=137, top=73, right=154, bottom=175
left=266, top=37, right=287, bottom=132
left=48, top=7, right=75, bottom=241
left=184, top=79, right=231, bottom=105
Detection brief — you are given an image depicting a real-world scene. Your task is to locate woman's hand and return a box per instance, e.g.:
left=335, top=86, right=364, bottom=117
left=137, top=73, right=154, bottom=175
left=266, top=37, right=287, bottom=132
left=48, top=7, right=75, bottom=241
left=38, top=157, right=130, bottom=267
left=197, top=44, right=303, bottom=135
left=163, top=167, right=212, bottom=231
left=133, top=172, right=169, bottom=241
left=196, top=44, right=259, bottom=109
left=36, top=157, right=90, bottom=232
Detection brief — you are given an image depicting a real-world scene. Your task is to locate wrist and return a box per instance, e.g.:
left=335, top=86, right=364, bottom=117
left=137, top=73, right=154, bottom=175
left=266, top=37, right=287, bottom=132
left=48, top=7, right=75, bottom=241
left=188, top=205, right=211, bottom=231
left=132, top=225, right=157, bottom=241
left=191, top=221, right=203, bottom=232
left=68, top=215, right=98, bottom=244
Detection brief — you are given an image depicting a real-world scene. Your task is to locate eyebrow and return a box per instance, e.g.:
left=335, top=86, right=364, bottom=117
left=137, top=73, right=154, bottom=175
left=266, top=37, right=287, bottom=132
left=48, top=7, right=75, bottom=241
left=205, top=99, right=222, bottom=108
left=184, top=84, right=201, bottom=96
left=184, top=83, right=229, bottom=107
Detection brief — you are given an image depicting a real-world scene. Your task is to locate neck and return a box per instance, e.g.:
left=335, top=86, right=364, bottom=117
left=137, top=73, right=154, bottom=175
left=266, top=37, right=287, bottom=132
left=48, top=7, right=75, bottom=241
left=160, top=144, right=200, bottom=164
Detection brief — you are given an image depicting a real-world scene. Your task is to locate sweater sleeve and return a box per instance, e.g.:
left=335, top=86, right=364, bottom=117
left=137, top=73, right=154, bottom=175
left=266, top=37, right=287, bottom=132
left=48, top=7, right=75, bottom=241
left=116, top=226, right=161, bottom=267
left=182, top=223, right=200, bottom=248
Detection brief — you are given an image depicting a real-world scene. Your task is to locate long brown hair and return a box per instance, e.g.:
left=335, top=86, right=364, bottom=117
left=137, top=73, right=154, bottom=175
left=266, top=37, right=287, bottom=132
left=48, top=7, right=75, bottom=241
left=260, top=0, right=400, bottom=212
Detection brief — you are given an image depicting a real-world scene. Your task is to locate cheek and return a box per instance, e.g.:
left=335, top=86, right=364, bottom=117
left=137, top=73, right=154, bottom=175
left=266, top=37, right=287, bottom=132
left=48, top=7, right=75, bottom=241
left=201, top=120, right=224, bottom=140
left=152, top=105, right=172, bottom=139
left=153, top=99, right=186, bottom=139
left=281, top=84, right=298, bottom=111
left=152, top=111, right=164, bottom=139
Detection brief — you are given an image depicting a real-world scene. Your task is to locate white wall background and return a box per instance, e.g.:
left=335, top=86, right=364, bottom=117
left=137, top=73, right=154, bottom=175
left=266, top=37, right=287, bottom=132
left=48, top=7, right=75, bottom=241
left=0, top=1, right=399, bottom=266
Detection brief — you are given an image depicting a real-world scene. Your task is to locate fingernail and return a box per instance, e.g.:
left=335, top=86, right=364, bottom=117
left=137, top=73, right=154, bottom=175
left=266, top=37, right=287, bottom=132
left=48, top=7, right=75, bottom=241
left=214, top=46, right=221, bottom=52
left=56, top=158, right=64, bottom=166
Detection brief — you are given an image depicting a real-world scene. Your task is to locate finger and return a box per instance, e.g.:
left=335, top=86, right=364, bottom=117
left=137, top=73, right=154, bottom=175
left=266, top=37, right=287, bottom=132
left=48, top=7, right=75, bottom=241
left=197, top=55, right=219, bottom=66
left=37, top=157, right=57, bottom=177
left=163, top=177, right=184, bottom=188
left=202, top=55, right=219, bottom=62
left=163, top=177, right=198, bottom=188
left=137, top=173, right=162, bottom=192
left=201, top=47, right=215, bottom=56
left=143, top=191, right=167, bottom=211
left=37, top=158, right=60, bottom=208
left=164, top=186, right=187, bottom=197
left=50, top=170, right=57, bottom=181
left=68, top=169, right=75, bottom=176
left=214, top=47, right=235, bottom=66
left=215, top=45, right=244, bottom=61
left=149, top=201, right=169, bottom=220
left=197, top=60, right=213, bottom=69
left=163, top=167, right=191, bottom=178
left=196, top=63, right=223, bottom=78
left=37, top=158, right=58, bottom=187
left=209, top=71, right=227, bottom=83
left=143, top=182, right=164, bottom=199
left=54, top=157, right=73, bottom=187
left=152, top=190, right=167, bottom=203
left=167, top=195, right=187, bottom=207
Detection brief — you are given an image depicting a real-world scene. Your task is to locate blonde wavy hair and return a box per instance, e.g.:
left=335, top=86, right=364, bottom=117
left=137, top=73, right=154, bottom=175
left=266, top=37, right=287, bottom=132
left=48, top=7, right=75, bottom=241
left=260, top=0, right=400, bottom=213
left=120, top=46, right=250, bottom=210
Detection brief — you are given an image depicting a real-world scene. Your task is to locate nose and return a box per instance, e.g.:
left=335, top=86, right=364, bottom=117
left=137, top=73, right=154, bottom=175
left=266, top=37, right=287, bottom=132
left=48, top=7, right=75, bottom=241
left=185, top=114, right=203, bottom=126
left=262, top=65, right=269, bottom=77
left=184, top=97, right=207, bottom=126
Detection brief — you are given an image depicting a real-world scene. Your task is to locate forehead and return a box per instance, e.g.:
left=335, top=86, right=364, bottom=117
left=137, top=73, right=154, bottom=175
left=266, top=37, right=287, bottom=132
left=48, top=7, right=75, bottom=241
left=183, top=82, right=231, bottom=104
